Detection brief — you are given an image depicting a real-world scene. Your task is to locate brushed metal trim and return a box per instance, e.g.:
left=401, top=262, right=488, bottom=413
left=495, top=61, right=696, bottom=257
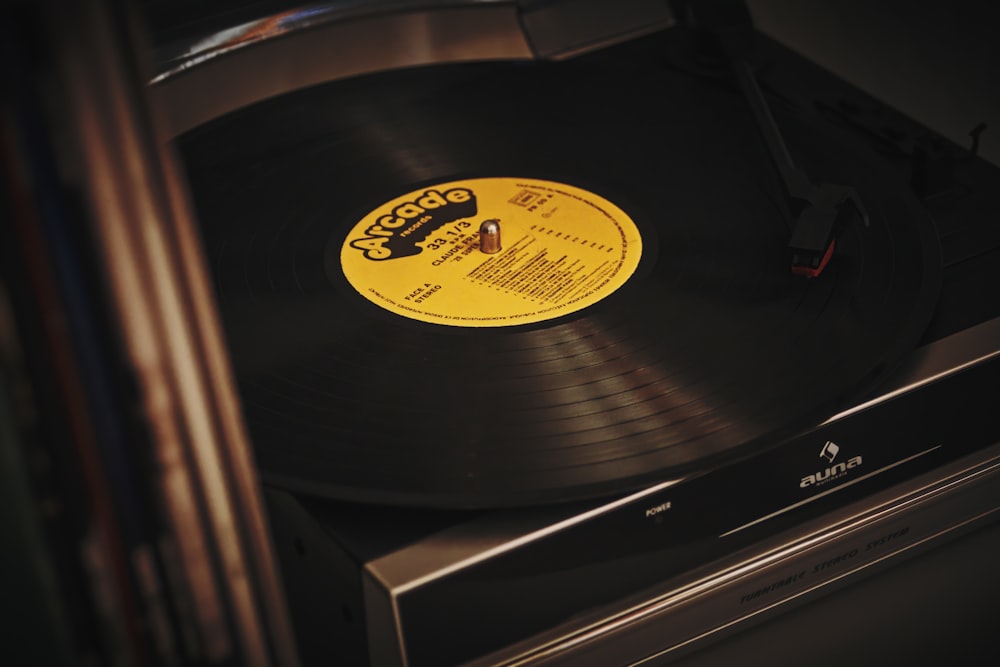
left=631, top=508, right=1000, bottom=667
left=148, top=0, right=678, bottom=136
left=149, top=3, right=532, bottom=137
left=150, top=0, right=510, bottom=79
left=363, top=569, right=408, bottom=667
left=366, top=478, right=682, bottom=594
left=823, top=316, right=1000, bottom=424
left=482, top=445, right=1000, bottom=666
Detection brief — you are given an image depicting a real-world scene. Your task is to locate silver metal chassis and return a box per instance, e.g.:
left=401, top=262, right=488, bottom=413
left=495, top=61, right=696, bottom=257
left=149, top=0, right=675, bottom=137
left=482, top=442, right=1000, bottom=666
left=361, top=316, right=1000, bottom=666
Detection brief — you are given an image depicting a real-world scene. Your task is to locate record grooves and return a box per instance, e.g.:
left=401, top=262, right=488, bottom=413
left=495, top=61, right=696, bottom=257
left=178, top=35, right=940, bottom=508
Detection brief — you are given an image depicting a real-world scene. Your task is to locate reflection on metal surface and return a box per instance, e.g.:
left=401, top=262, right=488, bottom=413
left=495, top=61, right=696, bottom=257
left=147, top=0, right=676, bottom=136
left=479, top=218, right=502, bottom=254
left=823, top=316, right=1000, bottom=424
left=151, top=0, right=511, bottom=81
left=367, top=477, right=682, bottom=595
left=484, top=448, right=1000, bottom=666
left=150, top=3, right=532, bottom=136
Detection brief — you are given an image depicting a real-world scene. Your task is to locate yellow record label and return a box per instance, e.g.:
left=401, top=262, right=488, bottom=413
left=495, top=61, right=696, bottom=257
left=339, top=177, right=642, bottom=327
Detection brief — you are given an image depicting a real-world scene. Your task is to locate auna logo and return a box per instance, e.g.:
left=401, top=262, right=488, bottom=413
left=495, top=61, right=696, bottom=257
left=819, top=440, right=839, bottom=463
left=800, top=441, right=862, bottom=488
left=799, top=456, right=863, bottom=488
left=349, top=187, right=477, bottom=261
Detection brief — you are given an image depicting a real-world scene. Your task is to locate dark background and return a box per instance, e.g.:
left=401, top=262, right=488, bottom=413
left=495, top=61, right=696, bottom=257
left=748, top=0, right=999, bottom=166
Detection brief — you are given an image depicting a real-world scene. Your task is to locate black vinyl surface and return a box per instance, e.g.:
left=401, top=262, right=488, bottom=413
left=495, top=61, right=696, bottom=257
left=179, top=35, right=940, bottom=508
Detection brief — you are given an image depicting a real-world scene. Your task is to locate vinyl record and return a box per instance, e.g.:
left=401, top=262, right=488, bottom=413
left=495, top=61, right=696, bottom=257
left=178, top=35, right=940, bottom=508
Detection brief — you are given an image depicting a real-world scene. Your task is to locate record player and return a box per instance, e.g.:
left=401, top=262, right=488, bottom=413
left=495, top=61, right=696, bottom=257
left=146, top=0, right=1000, bottom=664
left=139, top=3, right=1000, bottom=665
left=3, top=0, right=998, bottom=665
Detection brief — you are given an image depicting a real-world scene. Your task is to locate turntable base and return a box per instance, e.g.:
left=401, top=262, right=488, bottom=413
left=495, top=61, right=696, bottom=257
left=672, top=519, right=1000, bottom=667
left=161, top=2, right=1000, bottom=665
left=243, top=20, right=1000, bottom=666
